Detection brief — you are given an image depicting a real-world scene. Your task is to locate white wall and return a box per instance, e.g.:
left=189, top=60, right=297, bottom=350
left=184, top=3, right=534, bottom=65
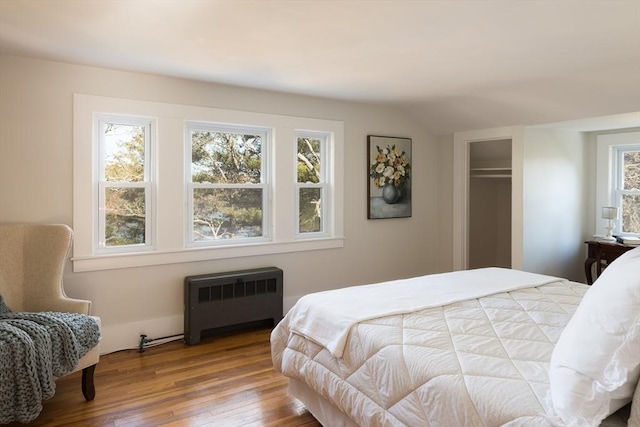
left=0, top=54, right=440, bottom=353
left=522, top=128, right=588, bottom=282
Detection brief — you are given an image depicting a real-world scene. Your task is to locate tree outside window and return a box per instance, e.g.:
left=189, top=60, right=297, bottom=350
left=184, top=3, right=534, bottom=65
left=188, top=126, right=267, bottom=243
left=297, top=136, right=322, bottom=233
left=618, top=148, right=640, bottom=234
left=296, top=133, right=329, bottom=236
left=99, top=119, right=152, bottom=250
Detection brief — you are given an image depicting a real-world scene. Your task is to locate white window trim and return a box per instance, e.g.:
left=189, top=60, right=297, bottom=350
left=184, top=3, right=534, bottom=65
left=294, top=130, right=331, bottom=239
left=73, top=94, right=344, bottom=272
left=595, top=131, right=640, bottom=236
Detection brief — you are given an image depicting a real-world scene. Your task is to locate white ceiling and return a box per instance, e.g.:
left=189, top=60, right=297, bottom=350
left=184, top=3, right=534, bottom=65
left=1, top=0, right=639, bottom=134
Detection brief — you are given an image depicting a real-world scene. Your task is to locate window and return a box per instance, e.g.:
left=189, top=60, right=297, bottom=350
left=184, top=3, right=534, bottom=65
left=596, top=131, right=640, bottom=238
left=612, top=145, right=640, bottom=235
left=73, top=94, right=344, bottom=272
left=96, top=115, right=154, bottom=253
left=186, top=123, right=269, bottom=245
left=295, top=132, right=330, bottom=237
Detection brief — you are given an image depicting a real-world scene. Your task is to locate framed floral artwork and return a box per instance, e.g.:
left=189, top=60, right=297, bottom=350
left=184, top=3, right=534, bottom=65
left=367, top=135, right=412, bottom=219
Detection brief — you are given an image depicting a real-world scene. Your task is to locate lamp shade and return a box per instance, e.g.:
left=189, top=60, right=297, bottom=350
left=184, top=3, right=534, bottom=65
left=602, top=206, right=619, bottom=220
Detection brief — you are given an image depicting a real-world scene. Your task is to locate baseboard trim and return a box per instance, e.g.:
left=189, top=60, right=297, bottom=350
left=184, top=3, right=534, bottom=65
left=100, top=314, right=183, bottom=354
left=100, top=296, right=302, bottom=354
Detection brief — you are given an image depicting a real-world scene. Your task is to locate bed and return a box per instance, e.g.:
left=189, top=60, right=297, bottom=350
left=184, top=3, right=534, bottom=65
left=271, top=247, right=640, bottom=426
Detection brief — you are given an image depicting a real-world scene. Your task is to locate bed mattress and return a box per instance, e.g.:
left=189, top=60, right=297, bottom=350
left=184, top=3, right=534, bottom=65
left=272, top=278, right=593, bottom=426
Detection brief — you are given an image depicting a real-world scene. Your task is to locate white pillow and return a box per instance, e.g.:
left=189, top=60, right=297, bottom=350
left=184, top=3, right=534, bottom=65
left=549, top=245, right=640, bottom=426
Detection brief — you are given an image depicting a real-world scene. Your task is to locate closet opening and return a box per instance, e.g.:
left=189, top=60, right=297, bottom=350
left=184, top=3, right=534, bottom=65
left=468, top=139, right=512, bottom=269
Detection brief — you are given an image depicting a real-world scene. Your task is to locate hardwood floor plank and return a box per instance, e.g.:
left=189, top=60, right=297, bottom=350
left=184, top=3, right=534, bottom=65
left=7, top=327, right=321, bottom=427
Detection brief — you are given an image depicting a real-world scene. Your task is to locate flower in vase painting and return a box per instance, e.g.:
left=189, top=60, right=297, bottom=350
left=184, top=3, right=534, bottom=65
left=369, top=144, right=411, bottom=189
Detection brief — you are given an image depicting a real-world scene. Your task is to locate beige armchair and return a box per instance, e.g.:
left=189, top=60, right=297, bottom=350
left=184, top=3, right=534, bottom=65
left=0, top=223, right=100, bottom=400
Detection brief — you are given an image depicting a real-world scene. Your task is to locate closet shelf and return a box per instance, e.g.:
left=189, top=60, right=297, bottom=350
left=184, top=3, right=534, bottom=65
left=471, top=174, right=512, bottom=179
left=470, top=167, right=511, bottom=171
left=470, top=167, right=512, bottom=179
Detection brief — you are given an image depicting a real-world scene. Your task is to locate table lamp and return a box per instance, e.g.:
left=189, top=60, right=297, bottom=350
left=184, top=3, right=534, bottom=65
left=601, top=206, right=618, bottom=241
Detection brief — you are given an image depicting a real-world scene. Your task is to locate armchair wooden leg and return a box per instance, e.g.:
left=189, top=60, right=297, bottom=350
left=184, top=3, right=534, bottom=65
left=82, top=364, right=97, bottom=401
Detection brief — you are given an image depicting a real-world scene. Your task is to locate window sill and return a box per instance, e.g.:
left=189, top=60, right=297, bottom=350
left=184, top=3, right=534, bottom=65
left=72, top=237, right=345, bottom=272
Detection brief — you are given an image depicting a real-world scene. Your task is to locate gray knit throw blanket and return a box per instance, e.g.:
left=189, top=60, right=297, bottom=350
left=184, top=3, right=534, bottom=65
left=0, top=296, right=100, bottom=424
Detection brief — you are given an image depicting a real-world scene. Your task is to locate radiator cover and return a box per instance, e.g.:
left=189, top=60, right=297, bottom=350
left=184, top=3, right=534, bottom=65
left=184, top=267, right=283, bottom=345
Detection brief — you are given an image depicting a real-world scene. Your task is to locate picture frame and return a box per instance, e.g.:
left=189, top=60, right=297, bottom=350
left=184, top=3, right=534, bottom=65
left=367, top=135, right=412, bottom=219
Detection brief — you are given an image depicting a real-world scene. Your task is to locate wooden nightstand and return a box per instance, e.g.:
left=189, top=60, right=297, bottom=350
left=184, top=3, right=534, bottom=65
left=584, top=240, right=636, bottom=285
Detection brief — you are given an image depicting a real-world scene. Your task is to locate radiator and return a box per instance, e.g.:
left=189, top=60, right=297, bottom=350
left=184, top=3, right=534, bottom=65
left=184, top=267, right=283, bottom=345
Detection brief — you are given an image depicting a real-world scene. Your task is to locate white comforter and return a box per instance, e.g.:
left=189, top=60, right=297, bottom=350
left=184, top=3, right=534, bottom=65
left=283, top=268, right=565, bottom=358
left=271, top=268, right=607, bottom=426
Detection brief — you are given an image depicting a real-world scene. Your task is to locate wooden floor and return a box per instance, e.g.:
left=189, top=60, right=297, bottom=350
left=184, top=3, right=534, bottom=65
left=10, top=327, right=321, bottom=427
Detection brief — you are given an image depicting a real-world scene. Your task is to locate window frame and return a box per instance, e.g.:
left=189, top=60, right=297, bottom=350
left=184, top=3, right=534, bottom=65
left=73, top=94, right=344, bottom=272
left=612, top=144, right=640, bottom=236
left=595, top=131, right=640, bottom=238
left=294, top=130, right=331, bottom=239
left=185, top=122, right=271, bottom=247
left=95, top=114, right=156, bottom=255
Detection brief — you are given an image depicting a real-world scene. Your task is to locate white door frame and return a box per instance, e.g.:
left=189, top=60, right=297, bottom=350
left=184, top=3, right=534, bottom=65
left=452, top=126, right=524, bottom=271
